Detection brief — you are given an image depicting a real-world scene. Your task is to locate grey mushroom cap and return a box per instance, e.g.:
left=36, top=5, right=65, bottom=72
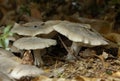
left=13, top=37, right=57, bottom=50
left=11, top=20, right=61, bottom=36
left=10, top=64, right=44, bottom=79
left=0, top=48, right=14, bottom=57
left=11, top=22, right=44, bottom=36
left=0, top=56, right=20, bottom=74
left=0, top=71, right=13, bottom=81
left=53, top=21, right=108, bottom=46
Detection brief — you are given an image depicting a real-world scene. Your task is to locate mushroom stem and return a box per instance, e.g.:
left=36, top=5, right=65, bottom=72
left=66, top=42, right=81, bottom=61
left=71, top=42, right=81, bottom=55
left=33, top=49, right=46, bottom=67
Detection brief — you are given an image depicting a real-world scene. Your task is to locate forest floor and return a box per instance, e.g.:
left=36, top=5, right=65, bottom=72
left=0, top=0, right=120, bottom=81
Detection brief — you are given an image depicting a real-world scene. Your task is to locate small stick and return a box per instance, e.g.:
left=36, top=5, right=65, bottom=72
left=58, top=35, right=71, bottom=54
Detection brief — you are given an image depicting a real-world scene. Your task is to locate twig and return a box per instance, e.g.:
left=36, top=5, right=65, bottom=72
left=58, top=35, right=70, bottom=54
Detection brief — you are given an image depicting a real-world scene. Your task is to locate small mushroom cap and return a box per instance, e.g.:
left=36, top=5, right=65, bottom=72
left=53, top=21, right=108, bottom=46
left=13, top=37, right=57, bottom=50
left=0, top=48, right=14, bottom=57
left=10, top=64, right=44, bottom=79
left=11, top=20, right=61, bottom=36
left=11, top=22, right=44, bottom=36
left=0, top=56, right=20, bottom=74
left=0, top=71, right=12, bottom=81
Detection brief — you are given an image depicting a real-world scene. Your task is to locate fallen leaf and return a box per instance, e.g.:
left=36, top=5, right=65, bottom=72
left=70, top=16, right=113, bottom=34
left=112, top=71, right=120, bottom=78
left=104, top=33, right=120, bottom=43
left=75, top=76, right=101, bottom=81
left=29, top=3, right=42, bottom=19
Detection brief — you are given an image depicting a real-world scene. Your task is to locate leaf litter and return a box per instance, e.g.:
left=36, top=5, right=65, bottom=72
left=0, top=0, right=120, bottom=81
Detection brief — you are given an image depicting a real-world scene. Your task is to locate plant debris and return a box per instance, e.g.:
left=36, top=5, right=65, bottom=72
left=0, top=0, right=120, bottom=81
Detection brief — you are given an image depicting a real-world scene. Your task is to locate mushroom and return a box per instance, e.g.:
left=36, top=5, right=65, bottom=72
left=11, top=20, right=62, bottom=37
left=0, top=48, right=14, bottom=57
left=11, top=21, right=45, bottom=36
left=39, top=20, right=63, bottom=38
left=0, top=48, right=22, bottom=62
left=13, top=37, right=57, bottom=66
left=53, top=21, right=109, bottom=60
left=0, top=71, right=13, bottom=81
left=0, top=49, right=22, bottom=75
left=11, top=20, right=61, bottom=66
left=0, top=56, right=44, bottom=80
left=10, top=64, right=44, bottom=79
left=0, top=55, right=20, bottom=75
left=0, top=48, right=44, bottom=80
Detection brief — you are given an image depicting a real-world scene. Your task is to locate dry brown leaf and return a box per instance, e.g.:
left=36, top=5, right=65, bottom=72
left=69, top=16, right=113, bottom=34
left=21, top=50, right=34, bottom=65
left=118, top=48, right=120, bottom=58
left=32, top=75, right=120, bottom=81
left=79, top=49, right=96, bottom=58
left=30, top=3, right=42, bottom=19
left=104, top=33, right=120, bottom=57
left=0, top=10, right=15, bottom=25
left=112, top=71, right=120, bottom=78
left=75, top=76, right=102, bottom=81
left=33, top=75, right=76, bottom=81
left=104, top=33, right=120, bottom=43
left=33, top=76, right=102, bottom=81
left=97, top=55, right=108, bottom=69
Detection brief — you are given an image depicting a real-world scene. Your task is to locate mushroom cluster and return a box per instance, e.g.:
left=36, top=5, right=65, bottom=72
left=11, top=20, right=109, bottom=66
left=53, top=21, right=108, bottom=60
left=11, top=20, right=61, bottom=66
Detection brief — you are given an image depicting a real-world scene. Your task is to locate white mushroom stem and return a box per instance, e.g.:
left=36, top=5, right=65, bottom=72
left=58, top=36, right=81, bottom=61
left=66, top=42, right=81, bottom=60
left=71, top=42, right=81, bottom=55
left=33, top=49, right=46, bottom=67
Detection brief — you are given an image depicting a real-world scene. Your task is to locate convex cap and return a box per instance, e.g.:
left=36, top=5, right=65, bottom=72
left=53, top=21, right=108, bottom=46
left=0, top=48, right=14, bottom=57
left=13, top=37, right=57, bottom=50
left=10, top=64, right=44, bottom=79
left=0, top=71, right=12, bottom=81
left=11, top=20, right=62, bottom=36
